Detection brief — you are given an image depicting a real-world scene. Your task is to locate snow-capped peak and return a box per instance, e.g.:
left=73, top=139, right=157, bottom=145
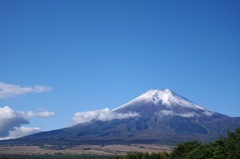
left=113, top=89, right=206, bottom=111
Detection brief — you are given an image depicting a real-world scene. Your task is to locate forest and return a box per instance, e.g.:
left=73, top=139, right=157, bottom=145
left=112, top=127, right=240, bottom=159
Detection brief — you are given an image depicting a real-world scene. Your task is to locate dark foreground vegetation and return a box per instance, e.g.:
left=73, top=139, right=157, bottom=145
left=112, top=127, right=240, bottom=159
left=0, top=128, right=239, bottom=159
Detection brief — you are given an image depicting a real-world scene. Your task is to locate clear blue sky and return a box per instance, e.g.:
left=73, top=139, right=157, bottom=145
left=0, top=0, right=240, bottom=136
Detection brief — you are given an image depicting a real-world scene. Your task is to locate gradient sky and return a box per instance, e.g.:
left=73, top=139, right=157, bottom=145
left=0, top=0, right=240, bottom=138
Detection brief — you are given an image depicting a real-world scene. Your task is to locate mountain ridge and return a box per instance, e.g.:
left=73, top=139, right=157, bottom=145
left=113, top=89, right=214, bottom=118
left=1, top=88, right=239, bottom=146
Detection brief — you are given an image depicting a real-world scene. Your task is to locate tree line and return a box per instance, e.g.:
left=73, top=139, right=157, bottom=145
left=111, top=127, right=240, bottom=159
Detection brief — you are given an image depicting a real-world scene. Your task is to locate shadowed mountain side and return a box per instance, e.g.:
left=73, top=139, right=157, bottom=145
left=3, top=115, right=240, bottom=146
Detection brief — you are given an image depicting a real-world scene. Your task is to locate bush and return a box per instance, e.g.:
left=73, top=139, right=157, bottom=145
left=171, top=127, right=240, bottom=159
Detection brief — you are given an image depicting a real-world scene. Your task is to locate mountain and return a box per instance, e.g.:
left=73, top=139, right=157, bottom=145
left=2, top=89, right=240, bottom=145
left=113, top=89, right=213, bottom=117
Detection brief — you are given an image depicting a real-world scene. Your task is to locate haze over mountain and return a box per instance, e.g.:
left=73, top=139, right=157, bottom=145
left=2, top=89, right=240, bottom=145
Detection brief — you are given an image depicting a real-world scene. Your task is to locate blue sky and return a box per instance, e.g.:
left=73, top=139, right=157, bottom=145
left=0, top=0, right=240, bottom=138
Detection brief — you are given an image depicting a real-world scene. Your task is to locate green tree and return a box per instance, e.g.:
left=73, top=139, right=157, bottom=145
left=149, top=152, right=161, bottom=159
left=124, top=153, right=135, bottom=159
left=211, top=138, right=226, bottom=159
left=224, top=128, right=240, bottom=159
left=186, top=143, right=213, bottom=159
left=171, top=141, right=200, bottom=159
left=115, top=128, right=240, bottom=159
left=142, top=152, right=150, bottom=159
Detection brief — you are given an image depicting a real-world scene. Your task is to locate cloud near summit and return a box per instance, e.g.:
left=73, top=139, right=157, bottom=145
left=73, top=108, right=139, bottom=123
left=0, top=82, right=52, bottom=98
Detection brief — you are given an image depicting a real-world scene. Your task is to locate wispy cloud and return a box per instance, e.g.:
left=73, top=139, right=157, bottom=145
left=0, top=106, right=55, bottom=140
left=159, top=110, right=196, bottom=118
left=0, top=82, right=52, bottom=98
left=73, top=108, right=139, bottom=124
left=159, top=110, right=214, bottom=118
left=25, top=111, right=55, bottom=118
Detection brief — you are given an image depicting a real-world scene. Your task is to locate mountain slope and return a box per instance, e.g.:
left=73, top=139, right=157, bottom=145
left=113, top=89, right=214, bottom=117
left=1, top=89, right=240, bottom=145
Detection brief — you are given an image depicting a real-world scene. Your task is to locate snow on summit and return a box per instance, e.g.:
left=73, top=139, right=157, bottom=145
left=114, top=89, right=206, bottom=111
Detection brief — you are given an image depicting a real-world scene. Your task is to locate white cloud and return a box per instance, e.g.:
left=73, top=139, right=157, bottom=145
left=25, top=111, right=55, bottom=118
left=159, top=110, right=196, bottom=118
left=0, top=82, right=52, bottom=98
left=204, top=110, right=214, bottom=116
left=0, top=126, right=41, bottom=140
left=179, top=112, right=196, bottom=118
left=73, top=108, right=139, bottom=124
left=0, top=106, right=28, bottom=137
left=160, top=110, right=174, bottom=116
left=0, top=106, right=54, bottom=140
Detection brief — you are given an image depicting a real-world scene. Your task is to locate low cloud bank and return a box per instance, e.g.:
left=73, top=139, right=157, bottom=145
left=73, top=108, right=139, bottom=123
left=0, top=106, right=29, bottom=137
left=0, top=106, right=55, bottom=140
left=0, top=81, right=52, bottom=98
left=0, top=126, right=41, bottom=140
